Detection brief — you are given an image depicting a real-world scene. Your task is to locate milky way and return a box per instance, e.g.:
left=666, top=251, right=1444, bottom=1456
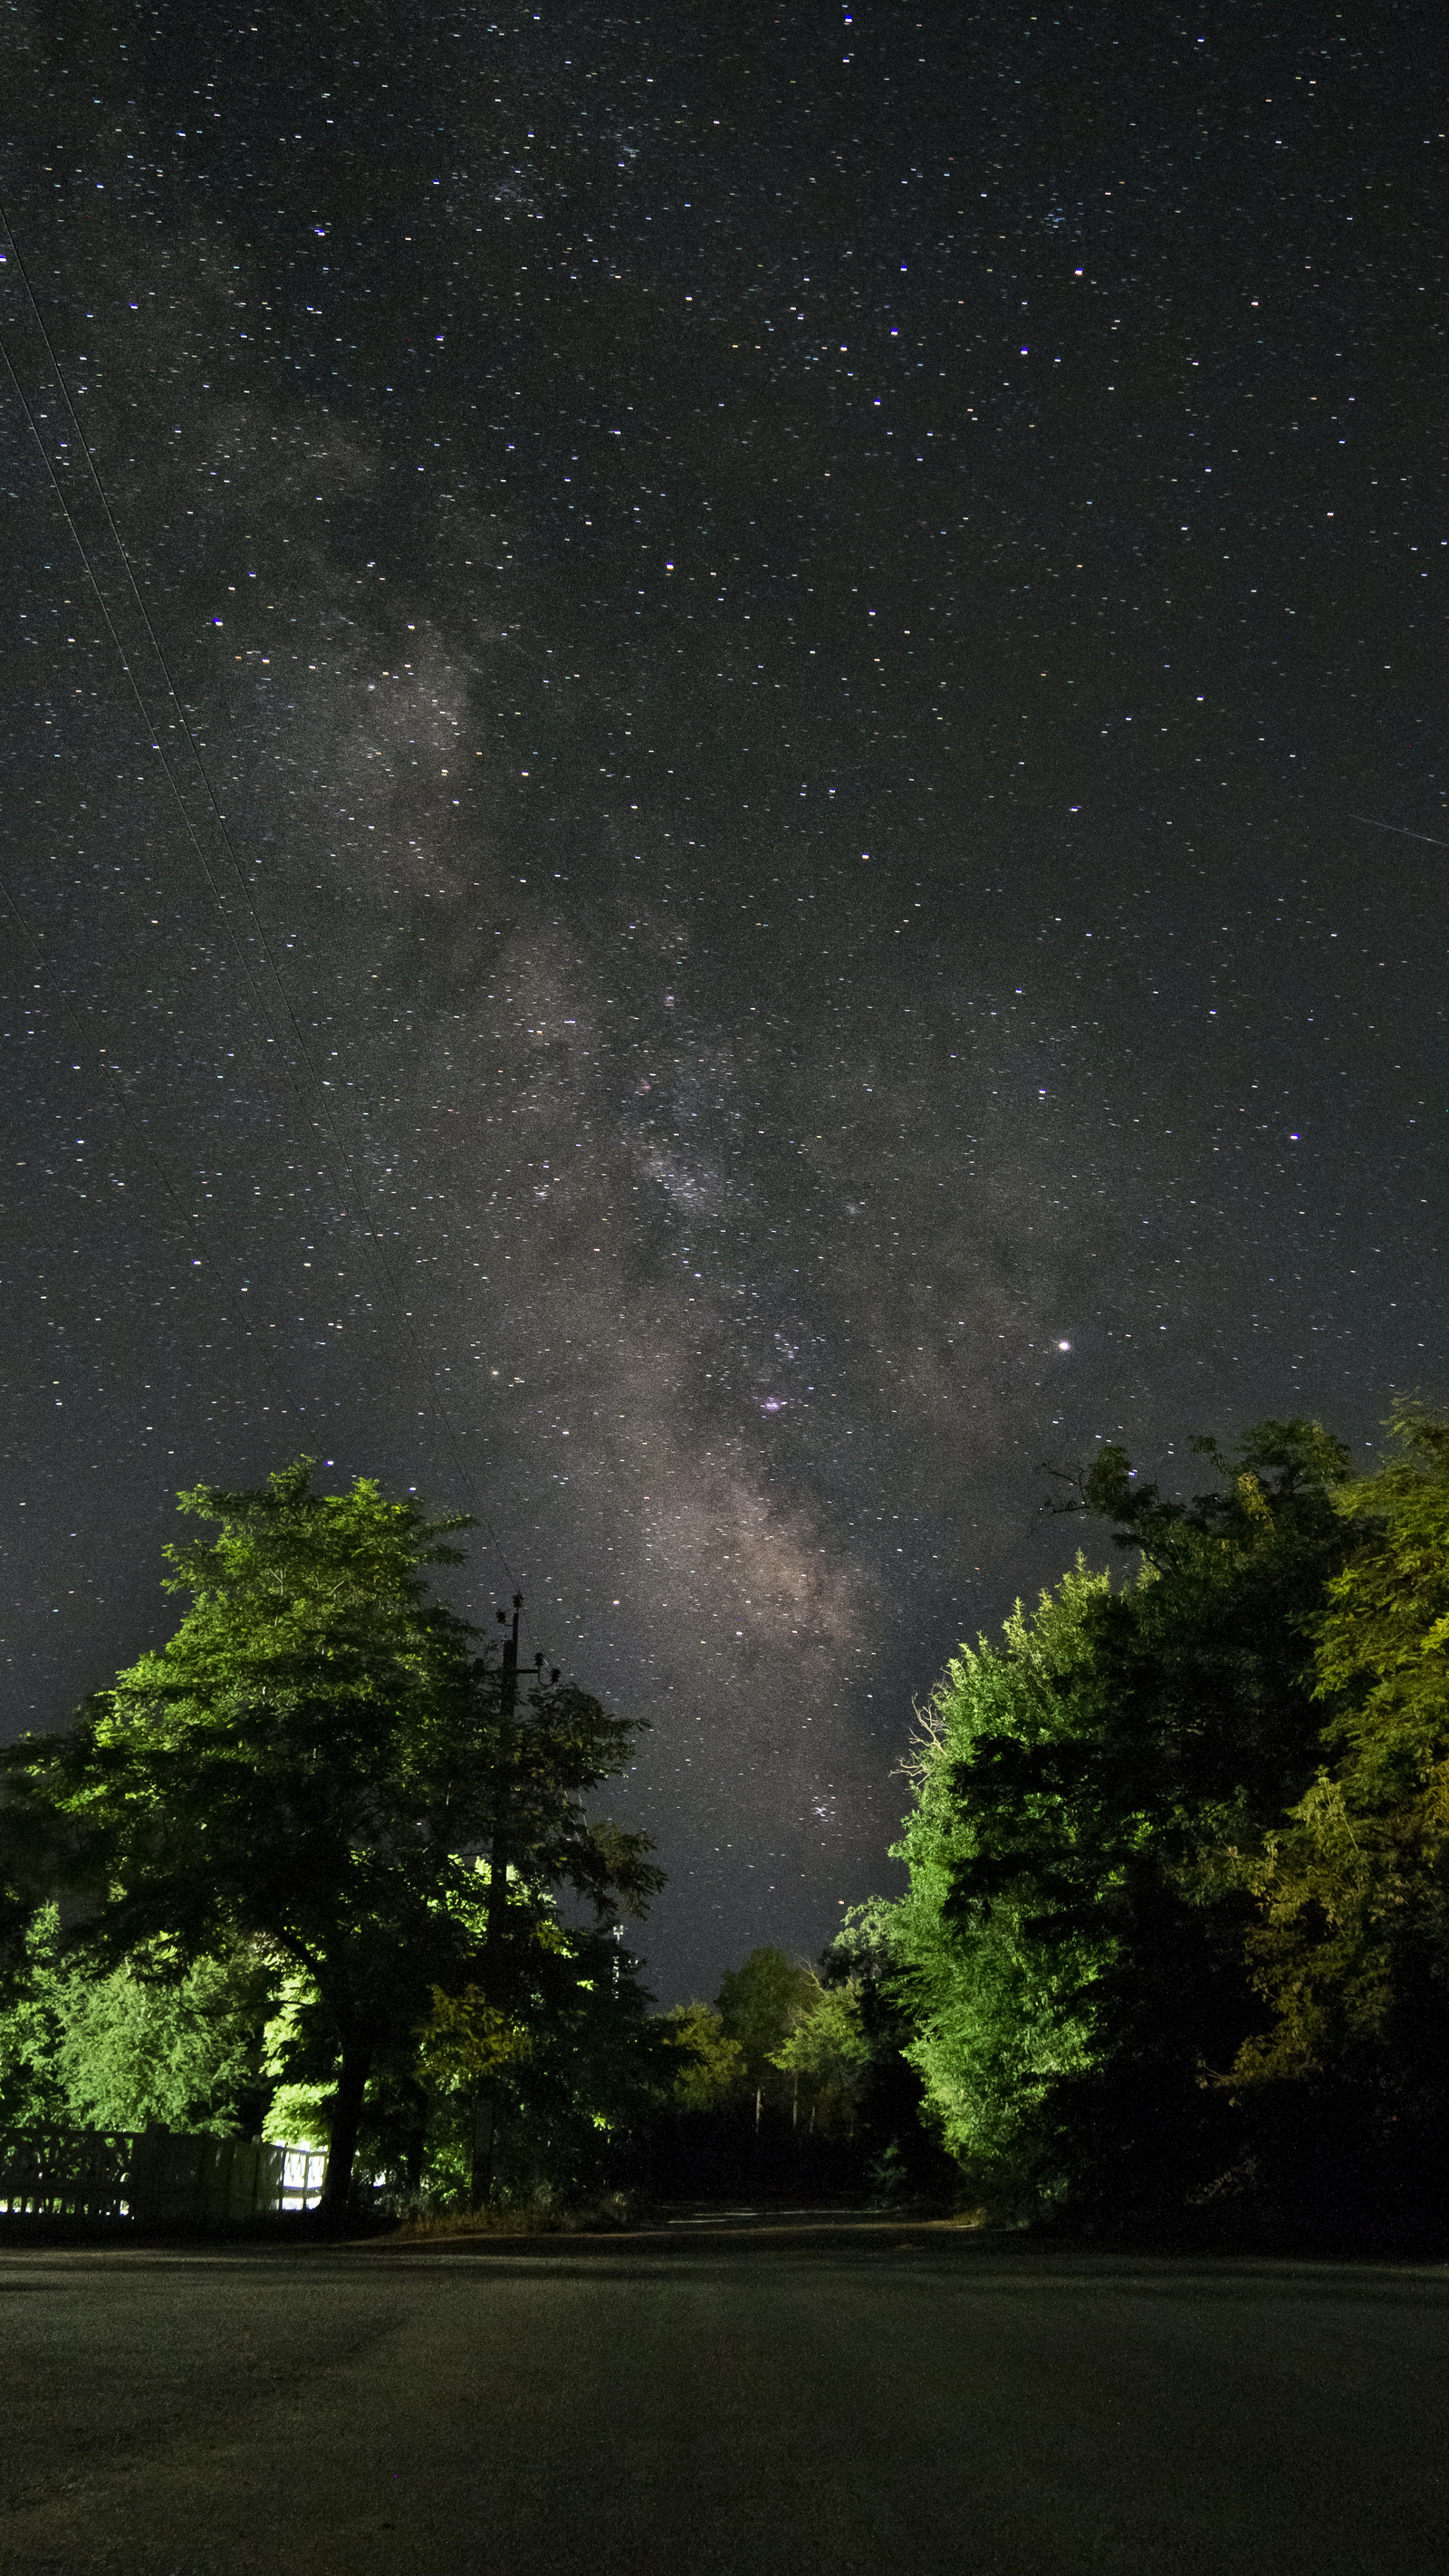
left=3, top=3, right=1444, bottom=1997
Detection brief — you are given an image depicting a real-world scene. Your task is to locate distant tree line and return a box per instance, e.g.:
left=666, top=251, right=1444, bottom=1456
left=3, top=1409, right=1446, bottom=2243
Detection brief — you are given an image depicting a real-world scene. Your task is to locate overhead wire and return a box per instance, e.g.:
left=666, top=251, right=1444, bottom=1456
left=0, top=207, right=520, bottom=1597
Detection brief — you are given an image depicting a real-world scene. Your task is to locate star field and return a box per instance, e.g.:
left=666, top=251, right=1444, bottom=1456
left=2, top=1, right=1444, bottom=1998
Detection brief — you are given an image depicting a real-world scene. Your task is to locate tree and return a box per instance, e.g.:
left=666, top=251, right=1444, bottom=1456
left=657, top=2003, right=747, bottom=2112
left=884, top=1422, right=1358, bottom=2222
left=715, top=1947, right=820, bottom=2112
left=886, top=1560, right=1115, bottom=2206
left=0, top=1906, right=79, bottom=2127
left=823, top=1901, right=958, bottom=2201
left=1229, top=1407, right=1449, bottom=2210
left=0, top=1907, right=274, bottom=2135
left=0, top=1460, right=660, bottom=2219
left=408, top=1915, right=663, bottom=2207
left=769, top=1982, right=870, bottom=2134
left=58, top=1945, right=276, bottom=2136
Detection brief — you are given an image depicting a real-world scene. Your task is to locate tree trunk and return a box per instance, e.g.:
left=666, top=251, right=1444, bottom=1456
left=470, top=2086, right=497, bottom=2209
left=401, top=2076, right=429, bottom=2195
left=320, top=2037, right=371, bottom=2225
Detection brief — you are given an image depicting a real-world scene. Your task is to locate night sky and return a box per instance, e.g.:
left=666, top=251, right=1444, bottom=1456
left=3, top=2, right=1444, bottom=2002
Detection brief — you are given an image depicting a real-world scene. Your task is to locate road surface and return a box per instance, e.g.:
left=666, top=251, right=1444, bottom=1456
left=2, top=2217, right=1444, bottom=2573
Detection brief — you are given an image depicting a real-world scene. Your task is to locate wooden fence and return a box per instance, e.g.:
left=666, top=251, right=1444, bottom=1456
left=0, top=2127, right=328, bottom=2221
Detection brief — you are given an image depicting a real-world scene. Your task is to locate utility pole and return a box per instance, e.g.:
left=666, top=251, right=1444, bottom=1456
left=485, top=1594, right=523, bottom=1966
left=474, top=1595, right=521, bottom=2208
left=484, top=1595, right=556, bottom=1961
left=471, top=1596, right=558, bottom=2210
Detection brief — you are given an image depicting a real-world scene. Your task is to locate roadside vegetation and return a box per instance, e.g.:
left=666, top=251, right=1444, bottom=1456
left=3, top=1409, right=1446, bottom=2244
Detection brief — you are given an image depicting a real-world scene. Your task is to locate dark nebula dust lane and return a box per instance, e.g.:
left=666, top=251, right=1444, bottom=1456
left=2, top=2, right=1444, bottom=1997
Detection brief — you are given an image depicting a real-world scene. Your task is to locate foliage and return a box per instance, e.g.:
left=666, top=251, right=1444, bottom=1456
left=715, top=1946, right=820, bottom=2105
left=261, top=2084, right=335, bottom=2153
left=656, top=2002, right=747, bottom=2111
left=408, top=1920, right=664, bottom=2206
left=769, top=1981, right=870, bottom=2132
left=0, top=1460, right=660, bottom=2216
left=500, top=1925, right=664, bottom=2190
left=0, top=1906, right=73, bottom=2128
left=417, top=1984, right=535, bottom=2090
left=56, top=1948, right=276, bottom=2135
left=0, top=1906, right=274, bottom=2136
left=647, top=1927, right=954, bottom=2197
left=883, top=1422, right=1359, bottom=2222
left=822, top=1899, right=959, bottom=2198
left=709, top=1946, right=875, bottom=2140
left=886, top=1561, right=1115, bottom=2201
left=1233, top=1408, right=1449, bottom=2126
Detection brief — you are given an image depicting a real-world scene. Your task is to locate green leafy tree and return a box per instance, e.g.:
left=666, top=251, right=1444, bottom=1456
left=410, top=1918, right=664, bottom=2206
left=769, top=1981, right=871, bottom=2134
left=57, top=1946, right=276, bottom=2135
left=499, top=1924, right=664, bottom=2200
left=887, top=1561, right=1115, bottom=2206
left=417, top=1982, right=536, bottom=2093
left=886, top=1422, right=1358, bottom=2220
left=0, top=1906, right=273, bottom=2135
left=657, top=2003, right=747, bottom=2111
left=715, top=1947, right=820, bottom=2110
left=1231, top=1407, right=1449, bottom=2194
left=823, top=1901, right=958, bottom=2200
left=0, top=1461, right=660, bottom=2219
left=0, top=1906, right=77, bottom=2127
